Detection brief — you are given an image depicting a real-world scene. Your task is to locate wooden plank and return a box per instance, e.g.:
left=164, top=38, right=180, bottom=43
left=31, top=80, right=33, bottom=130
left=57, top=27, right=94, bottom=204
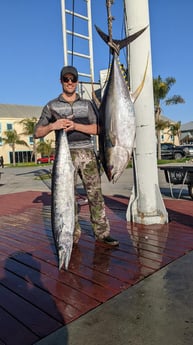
left=0, top=268, right=67, bottom=323
left=0, top=255, right=100, bottom=314
left=0, top=284, right=62, bottom=337
left=0, top=307, right=38, bottom=345
left=0, top=193, right=193, bottom=344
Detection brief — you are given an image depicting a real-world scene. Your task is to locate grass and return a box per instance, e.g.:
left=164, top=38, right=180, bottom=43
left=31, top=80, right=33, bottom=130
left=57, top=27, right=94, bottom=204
left=4, top=157, right=193, bottom=169
left=4, top=162, right=53, bottom=168
left=35, top=173, right=52, bottom=180
left=158, top=157, right=193, bottom=165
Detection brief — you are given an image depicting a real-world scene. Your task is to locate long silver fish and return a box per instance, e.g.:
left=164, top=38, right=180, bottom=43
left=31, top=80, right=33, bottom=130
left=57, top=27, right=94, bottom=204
left=51, top=129, right=74, bottom=270
left=95, top=26, right=147, bottom=183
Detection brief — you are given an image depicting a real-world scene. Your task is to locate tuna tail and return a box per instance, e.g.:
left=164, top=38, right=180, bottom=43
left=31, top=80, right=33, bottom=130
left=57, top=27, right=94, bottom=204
left=95, top=25, right=148, bottom=55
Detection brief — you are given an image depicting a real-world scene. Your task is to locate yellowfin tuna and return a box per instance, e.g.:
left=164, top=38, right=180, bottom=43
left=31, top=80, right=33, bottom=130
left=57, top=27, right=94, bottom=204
left=95, top=26, right=147, bottom=183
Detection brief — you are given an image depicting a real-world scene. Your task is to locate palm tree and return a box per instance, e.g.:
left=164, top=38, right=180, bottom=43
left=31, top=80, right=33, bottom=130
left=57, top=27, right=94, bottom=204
left=153, top=75, right=185, bottom=159
left=19, top=117, right=38, bottom=163
left=155, top=119, right=170, bottom=159
left=37, top=139, right=54, bottom=158
left=2, top=130, right=29, bottom=166
left=169, top=121, right=181, bottom=144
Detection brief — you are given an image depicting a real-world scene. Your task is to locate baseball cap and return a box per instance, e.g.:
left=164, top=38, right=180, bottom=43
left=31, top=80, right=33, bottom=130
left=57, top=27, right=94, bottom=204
left=60, top=66, right=78, bottom=80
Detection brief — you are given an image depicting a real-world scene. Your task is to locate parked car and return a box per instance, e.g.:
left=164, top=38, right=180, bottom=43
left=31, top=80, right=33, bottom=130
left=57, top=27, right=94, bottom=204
left=160, top=143, right=187, bottom=160
left=180, top=144, right=193, bottom=157
left=37, top=155, right=55, bottom=164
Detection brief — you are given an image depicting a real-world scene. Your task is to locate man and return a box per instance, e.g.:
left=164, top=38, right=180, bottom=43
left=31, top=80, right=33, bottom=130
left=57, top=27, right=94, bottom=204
left=0, top=156, right=3, bottom=168
left=34, top=65, right=119, bottom=246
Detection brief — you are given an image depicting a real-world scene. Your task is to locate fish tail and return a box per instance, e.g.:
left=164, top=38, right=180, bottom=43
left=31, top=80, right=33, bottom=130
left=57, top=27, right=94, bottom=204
left=95, top=25, right=148, bottom=55
left=58, top=247, right=72, bottom=270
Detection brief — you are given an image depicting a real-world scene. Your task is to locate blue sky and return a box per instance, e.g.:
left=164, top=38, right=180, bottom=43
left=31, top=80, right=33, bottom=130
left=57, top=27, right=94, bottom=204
left=0, top=0, right=192, bottom=124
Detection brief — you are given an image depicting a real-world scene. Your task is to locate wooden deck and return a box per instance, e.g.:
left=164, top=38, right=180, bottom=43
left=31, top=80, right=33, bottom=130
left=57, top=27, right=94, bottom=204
left=0, top=191, right=193, bottom=344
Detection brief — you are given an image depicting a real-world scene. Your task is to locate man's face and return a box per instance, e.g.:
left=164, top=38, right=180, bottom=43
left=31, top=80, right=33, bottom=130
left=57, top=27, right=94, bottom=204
left=61, top=73, right=78, bottom=95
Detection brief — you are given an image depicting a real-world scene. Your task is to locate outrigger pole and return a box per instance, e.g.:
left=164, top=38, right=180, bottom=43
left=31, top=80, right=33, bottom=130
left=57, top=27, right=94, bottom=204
left=125, top=0, right=168, bottom=224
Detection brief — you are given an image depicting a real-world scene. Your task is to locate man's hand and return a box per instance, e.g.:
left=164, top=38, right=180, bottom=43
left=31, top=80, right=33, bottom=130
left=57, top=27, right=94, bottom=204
left=53, top=119, right=75, bottom=131
left=63, top=119, right=75, bottom=132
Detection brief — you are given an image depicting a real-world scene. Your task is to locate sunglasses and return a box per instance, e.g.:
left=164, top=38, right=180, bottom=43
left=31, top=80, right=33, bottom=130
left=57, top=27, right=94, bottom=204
left=62, top=76, right=78, bottom=83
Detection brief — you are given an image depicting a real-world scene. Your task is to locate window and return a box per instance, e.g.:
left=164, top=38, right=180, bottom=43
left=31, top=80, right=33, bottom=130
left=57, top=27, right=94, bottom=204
left=7, top=123, right=13, bottom=131
left=0, top=124, right=2, bottom=146
left=29, top=136, right=34, bottom=145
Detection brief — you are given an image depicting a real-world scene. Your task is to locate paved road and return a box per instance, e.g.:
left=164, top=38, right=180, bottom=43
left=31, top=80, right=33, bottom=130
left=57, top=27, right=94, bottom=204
left=0, top=164, right=191, bottom=200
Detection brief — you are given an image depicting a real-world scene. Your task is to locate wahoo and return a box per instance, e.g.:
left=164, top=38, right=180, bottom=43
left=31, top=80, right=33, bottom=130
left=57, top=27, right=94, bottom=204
left=51, top=129, right=75, bottom=270
left=95, top=25, right=147, bottom=183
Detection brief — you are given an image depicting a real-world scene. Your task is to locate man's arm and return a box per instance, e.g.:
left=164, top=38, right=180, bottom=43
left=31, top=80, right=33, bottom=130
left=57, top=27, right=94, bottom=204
left=34, top=119, right=99, bottom=139
left=34, top=123, right=54, bottom=139
left=65, top=121, right=99, bottom=135
left=34, top=118, right=75, bottom=139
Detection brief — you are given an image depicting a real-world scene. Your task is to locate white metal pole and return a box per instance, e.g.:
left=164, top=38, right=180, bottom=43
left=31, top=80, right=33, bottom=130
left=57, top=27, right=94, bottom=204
left=87, top=0, right=94, bottom=81
left=61, top=0, right=68, bottom=66
left=124, top=0, right=168, bottom=224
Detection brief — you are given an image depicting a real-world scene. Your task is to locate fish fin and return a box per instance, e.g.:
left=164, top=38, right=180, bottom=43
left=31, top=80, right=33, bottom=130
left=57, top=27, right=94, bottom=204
left=91, top=83, right=101, bottom=109
left=109, top=132, right=116, bottom=146
left=58, top=247, right=72, bottom=270
left=130, top=53, right=149, bottom=103
left=117, top=57, right=129, bottom=84
left=95, top=25, right=148, bottom=55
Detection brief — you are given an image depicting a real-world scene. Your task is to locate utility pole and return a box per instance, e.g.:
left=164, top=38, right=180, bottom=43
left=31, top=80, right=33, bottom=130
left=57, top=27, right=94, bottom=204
left=124, top=0, right=168, bottom=224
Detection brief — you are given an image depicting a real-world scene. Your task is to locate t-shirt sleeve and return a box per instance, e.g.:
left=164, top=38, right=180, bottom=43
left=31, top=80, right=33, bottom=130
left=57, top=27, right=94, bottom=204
left=87, top=101, right=98, bottom=124
left=35, top=104, right=53, bottom=128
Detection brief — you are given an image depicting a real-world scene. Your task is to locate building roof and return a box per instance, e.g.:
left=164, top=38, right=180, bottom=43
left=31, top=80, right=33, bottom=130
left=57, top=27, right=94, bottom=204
left=180, top=121, right=193, bottom=131
left=0, top=104, right=43, bottom=119
left=181, top=132, right=193, bottom=140
left=160, top=114, right=177, bottom=123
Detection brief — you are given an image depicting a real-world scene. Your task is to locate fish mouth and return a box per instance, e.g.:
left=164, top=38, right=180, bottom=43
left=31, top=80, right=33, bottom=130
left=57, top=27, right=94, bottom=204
left=112, top=173, right=121, bottom=184
left=107, top=165, right=119, bottom=183
left=107, top=167, right=113, bottom=182
left=107, top=158, right=128, bottom=183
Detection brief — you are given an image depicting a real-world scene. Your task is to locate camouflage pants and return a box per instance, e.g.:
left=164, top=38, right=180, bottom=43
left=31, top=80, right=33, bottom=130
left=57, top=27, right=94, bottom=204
left=70, top=148, right=110, bottom=240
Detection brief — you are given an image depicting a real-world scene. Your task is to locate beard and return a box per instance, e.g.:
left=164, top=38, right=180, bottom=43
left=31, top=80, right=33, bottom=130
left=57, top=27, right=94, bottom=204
left=63, top=87, right=76, bottom=96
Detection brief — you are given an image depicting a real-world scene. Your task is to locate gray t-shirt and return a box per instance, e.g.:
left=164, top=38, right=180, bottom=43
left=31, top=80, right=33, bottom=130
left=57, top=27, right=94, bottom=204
left=35, top=93, right=98, bottom=149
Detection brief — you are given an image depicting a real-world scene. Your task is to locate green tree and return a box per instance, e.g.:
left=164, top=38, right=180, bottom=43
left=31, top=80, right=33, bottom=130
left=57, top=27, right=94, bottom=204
left=19, top=117, right=38, bottom=163
left=36, top=139, right=54, bottom=158
left=153, top=75, right=185, bottom=159
left=155, top=119, right=170, bottom=135
left=169, top=121, right=181, bottom=144
left=2, top=130, right=29, bottom=166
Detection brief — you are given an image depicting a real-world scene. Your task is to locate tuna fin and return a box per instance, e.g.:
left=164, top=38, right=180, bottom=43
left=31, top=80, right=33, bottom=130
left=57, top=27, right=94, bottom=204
left=95, top=25, right=148, bottom=55
left=130, top=53, right=149, bottom=103
left=91, top=83, right=101, bottom=109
